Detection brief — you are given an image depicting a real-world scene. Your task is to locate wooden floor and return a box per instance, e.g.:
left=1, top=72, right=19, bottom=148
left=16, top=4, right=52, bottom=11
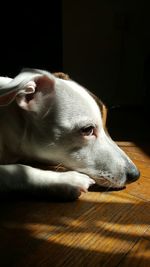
left=0, top=142, right=150, bottom=267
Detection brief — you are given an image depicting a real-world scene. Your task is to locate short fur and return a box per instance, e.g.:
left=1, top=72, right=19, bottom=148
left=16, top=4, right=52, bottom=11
left=0, top=69, right=140, bottom=200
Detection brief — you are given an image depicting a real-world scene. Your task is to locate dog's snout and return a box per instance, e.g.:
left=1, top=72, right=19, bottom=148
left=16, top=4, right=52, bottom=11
left=126, top=165, right=140, bottom=184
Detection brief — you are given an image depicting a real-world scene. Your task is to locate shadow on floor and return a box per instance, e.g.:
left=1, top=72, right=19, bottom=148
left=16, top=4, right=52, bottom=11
left=0, top=196, right=149, bottom=267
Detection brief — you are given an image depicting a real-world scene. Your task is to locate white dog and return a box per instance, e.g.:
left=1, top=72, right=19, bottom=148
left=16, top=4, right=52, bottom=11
left=0, top=69, right=140, bottom=200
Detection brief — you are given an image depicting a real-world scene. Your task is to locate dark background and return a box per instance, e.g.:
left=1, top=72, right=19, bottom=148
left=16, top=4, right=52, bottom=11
left=0, top=1, right=150, bottom=141
left=0, top=2, right=62, bottom=76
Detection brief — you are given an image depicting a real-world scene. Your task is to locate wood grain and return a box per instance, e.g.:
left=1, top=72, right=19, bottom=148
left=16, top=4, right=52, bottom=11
left=0, top=143, right=150, bottom=267
left=117, top=238, right=150, bottom=267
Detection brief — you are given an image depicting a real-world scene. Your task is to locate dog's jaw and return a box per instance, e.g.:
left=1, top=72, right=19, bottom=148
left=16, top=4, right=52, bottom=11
left=0, top=69, right=140, bottom=191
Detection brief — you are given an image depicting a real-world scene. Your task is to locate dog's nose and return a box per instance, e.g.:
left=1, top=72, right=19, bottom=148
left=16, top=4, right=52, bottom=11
left=126, top=165, right=140, bottom=184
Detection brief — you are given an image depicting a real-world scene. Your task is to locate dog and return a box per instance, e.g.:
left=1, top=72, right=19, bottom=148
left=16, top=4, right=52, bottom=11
left=0, top=68, right=140, bottom=200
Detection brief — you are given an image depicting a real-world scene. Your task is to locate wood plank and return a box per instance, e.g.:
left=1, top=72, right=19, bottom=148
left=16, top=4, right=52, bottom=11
left=118, top=143, right=150, bottom=164
left=143, top=227, right=150, bottom=241
left=0, top=192, right=149, bottom=267
left=117, top=238, right=150, bottom=267
left=117, top=142, right=150, bottom=151
left=116, top=142, right=136, bottom=147
left=122, top=151, right=150, bottom=164
left=125, top=176, right=150, bottom=201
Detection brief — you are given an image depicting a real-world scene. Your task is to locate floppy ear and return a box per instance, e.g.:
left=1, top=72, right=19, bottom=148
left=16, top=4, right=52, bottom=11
left=0, top=72, right=55, bottom=114
left=16, top=75, right=55, bottom=113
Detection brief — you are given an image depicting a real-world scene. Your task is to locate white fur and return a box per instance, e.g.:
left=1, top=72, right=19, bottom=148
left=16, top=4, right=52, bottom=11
left=60, top=79, right=101, bottom=124
left=0, top=69, right=140, bottom=200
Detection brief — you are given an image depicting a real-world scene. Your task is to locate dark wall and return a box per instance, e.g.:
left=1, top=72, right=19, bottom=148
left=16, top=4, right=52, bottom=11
left=1, top=1, right=150, bottom=108
left=63, top=1, right=150, bottom=106
left=0, top=2, right=62, bottom=77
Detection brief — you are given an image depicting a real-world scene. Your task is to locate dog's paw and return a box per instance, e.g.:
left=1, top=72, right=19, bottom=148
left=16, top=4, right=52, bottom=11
left=37, top=171, right=95, bottom=201
left=63, top=171, right=95, bottom=193
left=52, top=171, right=95, bottom=201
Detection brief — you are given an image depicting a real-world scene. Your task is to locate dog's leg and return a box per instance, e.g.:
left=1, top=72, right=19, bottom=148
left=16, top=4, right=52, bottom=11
left=0, top=164, right=95, bottom=200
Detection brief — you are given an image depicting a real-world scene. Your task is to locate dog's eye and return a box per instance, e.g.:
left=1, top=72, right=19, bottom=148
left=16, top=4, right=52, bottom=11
left=80, top=126, right=94, bottom=136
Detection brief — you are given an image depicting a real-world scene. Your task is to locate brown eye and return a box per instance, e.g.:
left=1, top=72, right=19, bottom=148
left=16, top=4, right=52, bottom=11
left=80, top=126, right=94, bottom=136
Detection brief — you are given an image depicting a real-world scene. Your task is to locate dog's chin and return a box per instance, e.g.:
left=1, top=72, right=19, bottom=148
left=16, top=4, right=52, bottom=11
left=93, top=177, right=126, bottom=190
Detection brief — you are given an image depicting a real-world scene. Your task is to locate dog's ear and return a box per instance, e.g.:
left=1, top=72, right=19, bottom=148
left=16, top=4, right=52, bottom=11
left=16, top=75, right=55, bottom=113
left=0, top=71, right=55, bottom=114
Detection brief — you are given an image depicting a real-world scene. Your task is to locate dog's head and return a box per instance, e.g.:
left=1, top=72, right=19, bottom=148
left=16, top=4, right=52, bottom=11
left=0, top=69, right=140, bottom=188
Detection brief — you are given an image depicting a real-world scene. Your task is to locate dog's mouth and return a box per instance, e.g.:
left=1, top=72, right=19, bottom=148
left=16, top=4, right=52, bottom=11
left=92, top=175, right=126, bottom=190
left=89, top=182, right=125, bottom=192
